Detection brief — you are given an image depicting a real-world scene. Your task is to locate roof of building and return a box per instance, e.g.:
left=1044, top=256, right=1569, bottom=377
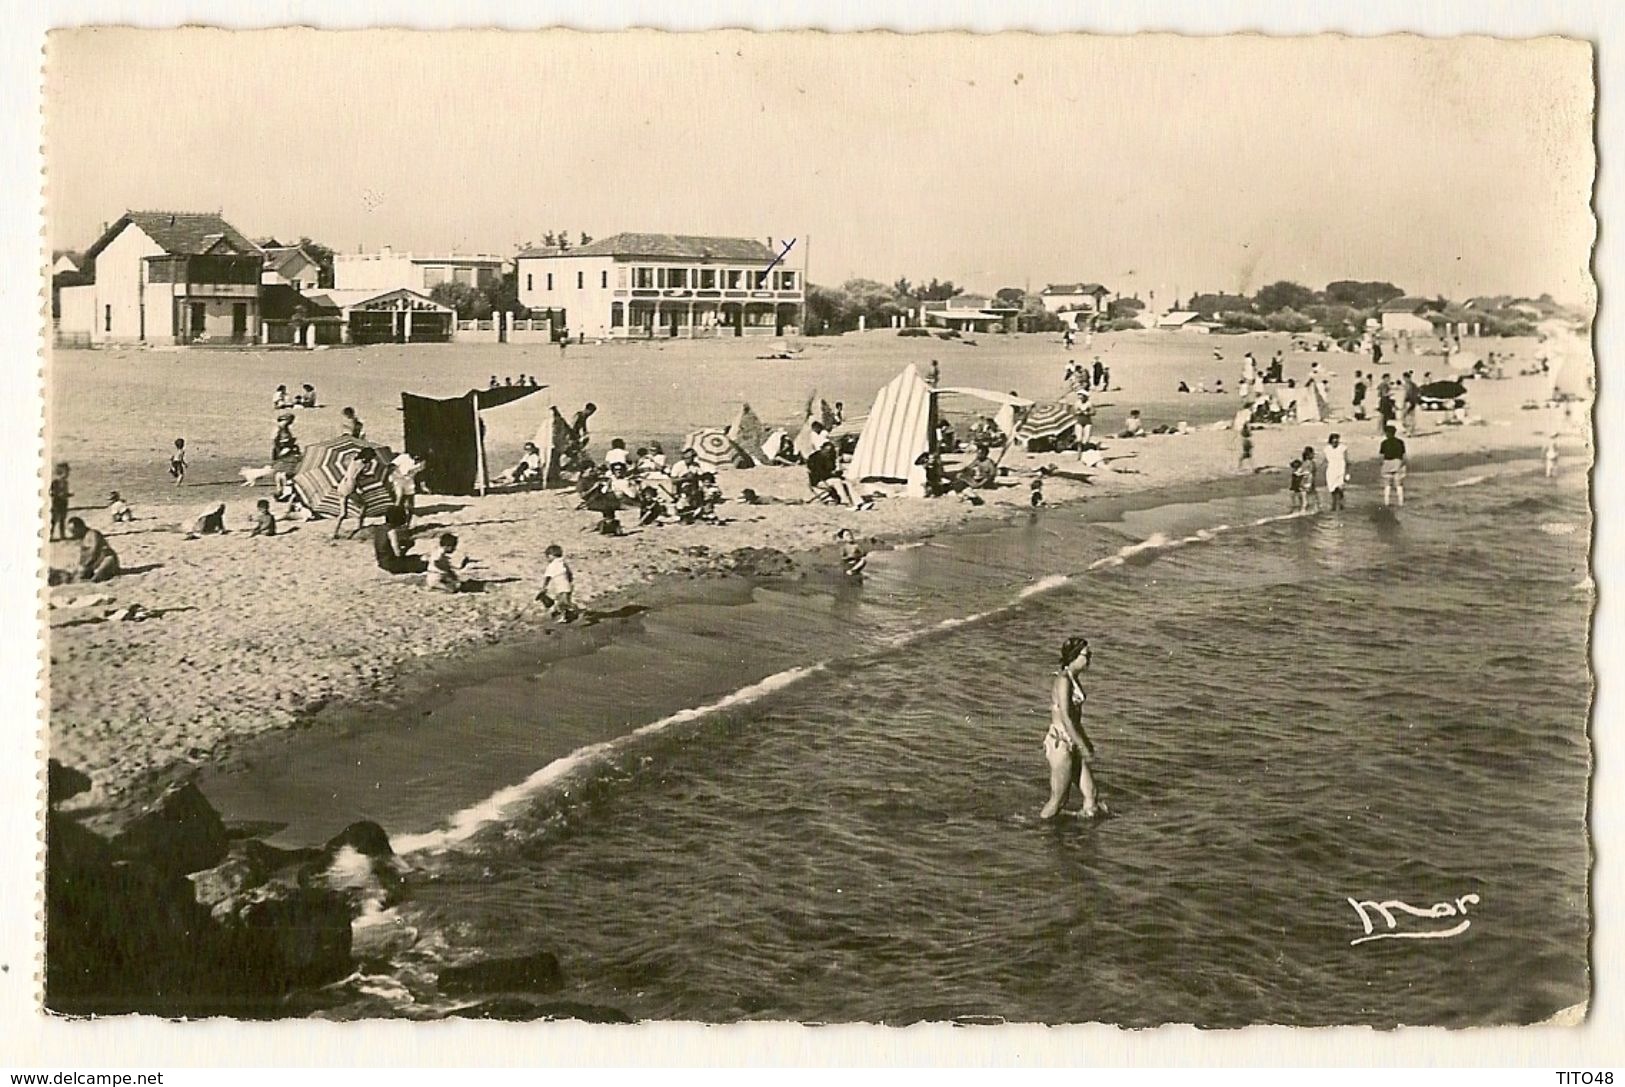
left=261, top=245, right=318, bottom=275
left=307, top=287, right=455, bottom=313
left=52, top=250, right=83, bottom=270
left=1378, top=296, right=1433, bottom=314
left=83, top=211, right=261, bottom=263
left=1155, top=311, right=1200, bottom=326
left=1041, top=282, right=1110, bottom=296
left=261, top=284, right=340, bottom=319
left=517, top=233, right=780, bottom=262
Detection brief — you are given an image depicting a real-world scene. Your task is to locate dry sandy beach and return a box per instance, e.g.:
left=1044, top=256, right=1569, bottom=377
left=44, top=330, right=1578, bottom=802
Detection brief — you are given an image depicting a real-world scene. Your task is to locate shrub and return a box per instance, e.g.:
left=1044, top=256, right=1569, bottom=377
left=936, top=329, right=962, bottom=340
left=1100, top=318, right=1143, bottom=332
left=1221, top=311, right=1269, bottom=332
left=1265, top=308, right=1314, bottom=333
left=899, top=327, right=931, bottom=337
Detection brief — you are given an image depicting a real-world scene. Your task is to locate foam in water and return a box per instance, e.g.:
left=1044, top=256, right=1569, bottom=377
left=393, top=663, right=827, bottom=854
left=1448, top=475, right=1490, bottom=488
left=398, top=507, right=1272, bottom=856
left=1018, top=573, right=1071, bottom=599
left=1541, top=522, right=1578, bottom=536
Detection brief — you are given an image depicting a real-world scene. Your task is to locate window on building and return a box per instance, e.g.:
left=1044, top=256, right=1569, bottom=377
left=779, top=270, right=797, bottom=290
left=453, top=266, right=474, bottom=286
left=601, top=270, right=608, bottom=289
left=634, top=267, right=653, bottom=289
left=424, top=267, right=447, bottom=288
left=526, top=274, right=533, bottom=291
left=725, top=269, right=743, bottom=290
left=699, top=269, right=717, bottom=289
left=617, top=266, right=629, bottom=288
left=753, top=270, right=769, bottom=289
left=104, top=305, right=111, bottom=333
left=666, top=267, right=688, bottom=289
left=547, top=273, right=554, bottom=291
left=477, top=266, right=497, bottom=288
left=611, top=302, right=624, bottom=327
left=577, top=271, right=584, bottom=290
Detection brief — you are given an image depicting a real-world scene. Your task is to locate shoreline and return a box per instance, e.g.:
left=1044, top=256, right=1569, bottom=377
left=52, top=421, right=1555, bottom=824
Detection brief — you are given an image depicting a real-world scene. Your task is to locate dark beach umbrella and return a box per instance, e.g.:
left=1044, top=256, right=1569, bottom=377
left=1419, top=380, right=1468, bottom=400
left=292, top=435, right=396, bottom=518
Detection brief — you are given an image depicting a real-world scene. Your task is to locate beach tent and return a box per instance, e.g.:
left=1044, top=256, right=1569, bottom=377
left=291, top=435, right=396, bottom=518
left=937, top=387, right=1033, bottom=445
left=1538, top=320, right=1593, bottom=403
left=401, top=384, right=553, bottom=495
left=845, top=365, right=937, bottom=496
left=1289, top=380, right=1330, bottom=423
left=793, top=392, right=841, bottom=458
left=726, top=404, right=770, bottom=467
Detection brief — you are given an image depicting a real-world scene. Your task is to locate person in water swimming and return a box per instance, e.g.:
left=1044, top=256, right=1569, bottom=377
left=1040, top=636, right=1099, bottom=820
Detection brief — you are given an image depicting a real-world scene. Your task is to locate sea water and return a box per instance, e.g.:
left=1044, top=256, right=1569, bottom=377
left=304, top=460, right=1590, bottom=1025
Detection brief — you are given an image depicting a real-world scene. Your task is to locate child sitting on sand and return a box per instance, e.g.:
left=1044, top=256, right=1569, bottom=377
left=249, top=498, right=277, bottom=537
left=425, top=533, right=473, bottom=593
left=107, top=491, right=133, bottom=524
left=537, top=544, right=578, bottom=622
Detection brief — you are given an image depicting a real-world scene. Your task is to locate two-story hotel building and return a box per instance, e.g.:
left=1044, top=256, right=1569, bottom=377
left=515, top=233, right=804, bottom=340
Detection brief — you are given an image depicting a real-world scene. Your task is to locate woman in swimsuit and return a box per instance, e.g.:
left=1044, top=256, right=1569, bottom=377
left=1041, top=636, right=1099, bottom=820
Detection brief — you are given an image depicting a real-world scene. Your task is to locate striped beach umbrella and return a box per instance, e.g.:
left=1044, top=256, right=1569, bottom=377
left=1015, top=401, right=1080, bottom=444
left=683, top=427, right=746, bottom=470
left=291, top=435, right=396, bottom=518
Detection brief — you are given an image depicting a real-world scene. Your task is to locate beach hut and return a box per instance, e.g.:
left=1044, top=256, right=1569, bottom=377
left=1289, top=380, right=1330, bottom=423
left=846, top=365, right=937, bottom=496
left=400, top=384, right=555, bottom=495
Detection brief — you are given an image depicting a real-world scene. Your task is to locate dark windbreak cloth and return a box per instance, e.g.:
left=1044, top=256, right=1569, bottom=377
left=1418, top=380, right=1467, bottom=401
left=402, top=385, right=546, bottom=495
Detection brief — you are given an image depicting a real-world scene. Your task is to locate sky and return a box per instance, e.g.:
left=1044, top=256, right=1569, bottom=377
left=45, top=28, right=1596, bottom=306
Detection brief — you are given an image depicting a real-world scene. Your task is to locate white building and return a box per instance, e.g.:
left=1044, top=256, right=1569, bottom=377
left=515, top=233, right=805, bottom=339
left=1378, top=297, right=1438, bottom=337
left=921, top=294, right=1019, bottom=333
left=259, top=241, right=323, bottom=292
left=1039, top=282, right=1111, bottom=326
left=335, top=247, right=508, bottom=294
left=58, top=210, right=264, bottom=345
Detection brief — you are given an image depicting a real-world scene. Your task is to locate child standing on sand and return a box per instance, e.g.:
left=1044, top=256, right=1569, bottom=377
left=837, top=528, right=867, bottom=578
left=1237, top=422, right=1254, bottom=472
left=538, top=543, right=578, bottom=622
left=49, top=462, right=71, bottom=540
left=169, top=438, right=187, bottom=485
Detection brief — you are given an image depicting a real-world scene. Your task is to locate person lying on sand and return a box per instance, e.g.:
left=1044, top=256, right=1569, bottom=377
left=493, top=442, right=543, bottom=486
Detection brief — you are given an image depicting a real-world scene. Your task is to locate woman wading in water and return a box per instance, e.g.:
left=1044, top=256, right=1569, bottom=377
left=1041, top=636, right=1101, bottom=820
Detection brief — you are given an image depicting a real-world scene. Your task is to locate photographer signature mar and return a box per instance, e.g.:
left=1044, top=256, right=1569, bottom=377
left=1347, top=894, right=1480, bottom=945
